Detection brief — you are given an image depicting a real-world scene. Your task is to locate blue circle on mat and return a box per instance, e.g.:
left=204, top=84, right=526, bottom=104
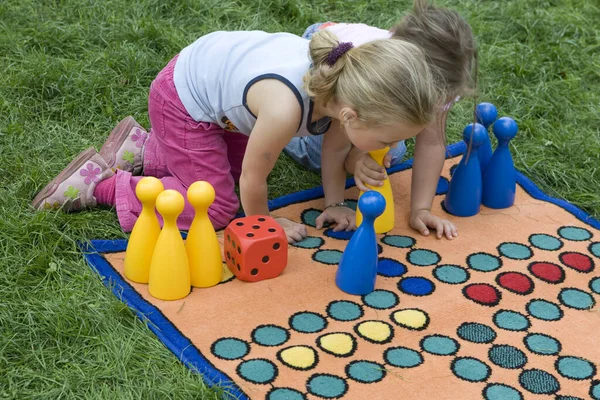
left=324, top=228, right=354, bottom=240
left=289, top=312, right=327, bottom=333
left=591, top=380, right=600, bottom=399
left=327, top=300, right=363, bottom=321
left=237, top=359, right=278, bottom=384
left=313, top=249, right=343, bottom=265
left=493, top=310, right=531, bottom=331
left=434, top=264, right=470, bottom=284
left=382, top=235, right=415, bottom=248
left=420, top=335, right=459, bottom=356
left=559, top=288, right=595, bottom=310
left=267, top=388, right=306, bottom=400
left=526, top=300, right=563, bottom=321
left=529, top=234, right=563, bottom=251
left=524, top=333, right=561, bottom=355
left=556, top=356, right=596, bottom=380
left=306, top=374, right=347, bottom=398
left=457, top=322, right=497, bottom=343
left=211, top=337, right=250, bottom=360
left=377, top=258, right=407, bottom=277
left=498, top=242, right=533, bottom=260
left=407, top=249, right=441, bottom=266
left=398, top=277, right=435, bottom=296
left=252, top=325, right=289, bottom=347
left=362, top=290, right=399, bottom=309
left=489, top=345, right=527, bottom=369
left=301, top=209, right=321, bottom=228
left=519, top=369, right=560, bottom=394
left=590, top=242, right=600, bottom=258
left=483, top=383, right=523, bottom=400
left=293, top=236, right=325, bottom=249
left=346, top=360, right=386, bottom=383
left=591, top=277, right=600, bottom=294
left=452, top=357, right=491, bottom=382
left=384, top=347, right=424, bottom=368
left=467, top=252, right=502, bottom=272
left=558, top=226, right=592, bottom=241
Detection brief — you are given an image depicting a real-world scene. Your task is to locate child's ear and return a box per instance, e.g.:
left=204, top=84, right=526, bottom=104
left=339, top=107, right=357, bottom=125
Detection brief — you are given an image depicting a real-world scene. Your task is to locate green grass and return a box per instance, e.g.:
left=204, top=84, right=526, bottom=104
left=1, top=0, right=598, bottom=398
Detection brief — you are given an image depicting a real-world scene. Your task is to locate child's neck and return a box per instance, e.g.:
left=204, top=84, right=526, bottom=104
left=311, top=99, right=341, bottom=122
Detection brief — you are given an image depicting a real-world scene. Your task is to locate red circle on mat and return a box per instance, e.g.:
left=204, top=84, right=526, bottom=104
left=463, top=283, right=501, bottom=306
left=559, top=252, right=594, bottom=273
left=496, top=272, right=534, bottom=295
left=528, top=262, right=565, bottom=284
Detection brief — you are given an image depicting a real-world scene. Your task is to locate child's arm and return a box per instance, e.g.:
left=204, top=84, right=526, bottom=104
left=410, top=111, right=458, bottom=239
left=315, top=122, right=355, bottom=231
left=242, top=80, right=309, bottom=242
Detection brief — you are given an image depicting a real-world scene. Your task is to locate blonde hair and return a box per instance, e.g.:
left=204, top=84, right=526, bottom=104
left=392, top=0, right=477, bottom=100
left=303, top=29, right=439, bottom=127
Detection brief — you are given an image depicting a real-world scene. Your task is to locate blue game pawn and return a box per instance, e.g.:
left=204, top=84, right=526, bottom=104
left=475, top=102, right=498, bottom=174
left=336, top=191, right=386, bottom=295
left=482, top=117, right=518, bottom=209
left=443, top=123, right=487, bottom=217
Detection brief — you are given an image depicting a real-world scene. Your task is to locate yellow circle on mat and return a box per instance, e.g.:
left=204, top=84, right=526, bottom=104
left=278, top=346, right=317, bottom=370
left=391, top=309, right=428, bottom=329
left=317, top=333, right=356, bottom=356
left=355, top=321, right=392, bottom=343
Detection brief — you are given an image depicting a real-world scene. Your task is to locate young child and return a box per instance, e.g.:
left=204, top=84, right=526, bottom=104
left=284, top=0, right=476, bottom=240
left=32, top=28, right=440, bottom=243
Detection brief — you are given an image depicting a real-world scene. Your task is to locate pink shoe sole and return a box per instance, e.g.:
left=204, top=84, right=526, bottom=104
left=99, top=116, right=140, bottom=168
left=32, top=147, right=97, bottom=210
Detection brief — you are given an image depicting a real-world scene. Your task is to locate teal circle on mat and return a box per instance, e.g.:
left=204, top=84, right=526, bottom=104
left=519, top=369, right=560, bottom=394
left=267, top=388, right=306, bottom=400
left=556, top=356, right=596, bottom=380
left=591, top=277, right=600, bottom=294
left=327, top=300, right=363, bottom=321
left=421, top=335, right=459, bottom=356
left=313, top=249, right=343, bottom=265
left=384, top=347, right=424, bottom=368
left=467, top=252, right=502, bottom=272
left=252, top=325, right=289, bottom=346
left=452, top=357, right=491, bottom=382
left=524, top=333, right=560, bottom=355
left=483, top=383, right=523, bottom=400
left=489, top=345, right=527, bottom=369
left=362, top=290, right=399, bottom=309
left=590, top=242, right=600, bottom=258
left=498, top=242, right=533, bottom=260
left=556, top=396, right=584, bottom=400
left=558, top=288, right=595, bottom=310
left=529, top=234, right=563, bottom=251
left=434, top=264, right=470, bottom=284
left=457, top=322, right=497, bottom=343
left=407, top=249, right=441, bottom=266
left=591, top=380, right=600, bottom=399
left=290, top=312, right=327, bottom=333
left=346, top=360, right=386, bottom=383
left=306, top=374, right=347, bottom=398
left=526, top=300, right=563, bottom=321
left=493, top=310, right=531, bottom=331
left=558, top=226, right=592, bottom=241
left=382, top=235, right=415, bottom=248
left=238, top=359, right=277, bottom=384
left=293, top=236, right=325, bottom=249
left=301, top=209, right=321, bottom=227
left=211, top=338, right=250, bottom=360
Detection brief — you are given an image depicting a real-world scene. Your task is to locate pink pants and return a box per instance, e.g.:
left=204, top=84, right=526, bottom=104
left=114, top=56, right=248, bottom=232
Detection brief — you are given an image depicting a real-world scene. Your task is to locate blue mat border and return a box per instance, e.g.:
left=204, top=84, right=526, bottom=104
left=80, top=141, right=600, bottom=399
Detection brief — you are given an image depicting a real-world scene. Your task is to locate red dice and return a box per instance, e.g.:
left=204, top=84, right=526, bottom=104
left=224, top=215, right=288, bottom=282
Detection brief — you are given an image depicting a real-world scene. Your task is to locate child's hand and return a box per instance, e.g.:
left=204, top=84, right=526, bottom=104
left=274, top=217, right=308, bottom=243
left=315, top=206, right=356, bottom=232
left=354, top=152, right=393, bottom=192
left=410, top=209, right=458, bottom=240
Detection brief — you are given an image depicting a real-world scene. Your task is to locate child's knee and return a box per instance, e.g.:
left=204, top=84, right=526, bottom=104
left=208, top=201, right=239, bottom=230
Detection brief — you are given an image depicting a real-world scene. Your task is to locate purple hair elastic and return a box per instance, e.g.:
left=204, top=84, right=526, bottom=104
left=326, top=42, right=354, bottom=66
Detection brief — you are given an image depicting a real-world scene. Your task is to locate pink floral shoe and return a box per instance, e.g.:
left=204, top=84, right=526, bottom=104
left=99, top=116, right=148, bottom=175
left=32, top=147, right=114, bottom=212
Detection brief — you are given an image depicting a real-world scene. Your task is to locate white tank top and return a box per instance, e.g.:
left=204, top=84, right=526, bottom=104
left=173, top=30, right=331, bottom=137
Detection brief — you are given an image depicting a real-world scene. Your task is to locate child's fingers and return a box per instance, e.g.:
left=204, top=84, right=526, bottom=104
left=315, top=213, right=327, bottom=230
left=435, top=220, right=444, bottom=239
left=383, top=153, right=392, bottom=168
left=413, top=218, right=429, bottom=236
left=354, top=177, right=370, bottom=192
left=333, top=219, right=349, bottom=232
left=361, top=167, right=386, bottom=181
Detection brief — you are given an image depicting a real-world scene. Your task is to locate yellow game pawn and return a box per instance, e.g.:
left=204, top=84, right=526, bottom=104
left=186, top=181, right=223, bottom=288
left=356, top=147, right=395, bottom=233
left=148, top=190, right=191, bottom=301
left=124, top=177, right=164, bottom=283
